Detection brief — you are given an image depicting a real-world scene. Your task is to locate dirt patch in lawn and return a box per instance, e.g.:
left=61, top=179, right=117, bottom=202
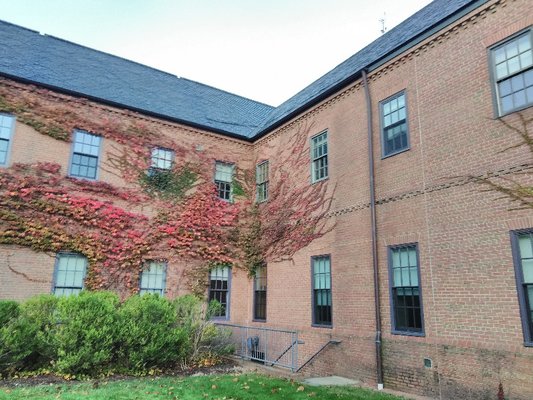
left=0, top=359, right=243, bottom=389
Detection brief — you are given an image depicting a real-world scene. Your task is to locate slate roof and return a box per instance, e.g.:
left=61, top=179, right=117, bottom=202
left=0, top=21, right=274, bottom=139
left=0, top=0, right=485, bottom=141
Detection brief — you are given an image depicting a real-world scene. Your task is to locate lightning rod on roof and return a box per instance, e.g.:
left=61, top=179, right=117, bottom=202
left=379, top=13, right=387, bottom=34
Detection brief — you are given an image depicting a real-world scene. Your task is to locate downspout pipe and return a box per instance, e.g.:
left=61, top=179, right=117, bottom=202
left=361, top=69, right=384, bottom=390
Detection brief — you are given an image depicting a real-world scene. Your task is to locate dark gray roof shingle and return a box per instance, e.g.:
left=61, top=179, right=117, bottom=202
left=0, top=0, right=485, bottom=140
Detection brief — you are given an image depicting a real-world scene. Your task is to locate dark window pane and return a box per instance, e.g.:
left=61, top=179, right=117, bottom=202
left=390, top=245, right=423, bottom=333
left=209, top=266, right=230, bottom=318
left=499, top=79, right=512, bottom=96
left=312, top=256, right=332, bottom=325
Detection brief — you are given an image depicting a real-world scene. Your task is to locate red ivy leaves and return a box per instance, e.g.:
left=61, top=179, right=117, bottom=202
left=0, top=162, right=240, bottom=294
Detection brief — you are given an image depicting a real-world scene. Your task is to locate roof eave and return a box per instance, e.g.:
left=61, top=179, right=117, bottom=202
left=0, top=72, right=255, bottom=142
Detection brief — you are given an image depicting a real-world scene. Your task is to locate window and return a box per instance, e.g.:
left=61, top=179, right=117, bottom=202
left=312, top=255, right=332, bottom=326
left=215, top=162, right=234, bottom=201
left=53, top=253, right=87, bottom=296
left=311, top=131, right=328, bottom=182
left=0, top=114, right=14, bottom=166
left=511, top=229, right=533, bottom=345
left=209, top=265, right=230, bottom=318
left=491, top=30, right=533, bottom=115
left=381, top=92, right=408, bottom=157
left=139, top=260, right=167, bottom=296
left=150, top=147, right=174, bottom=172
left=253, top=264, right=267, bottom=321
left=256, top=161, right=269, bottom=203
left=388, top=244, right=424, bottom=335
left=69, top=130, right=102, bottom=179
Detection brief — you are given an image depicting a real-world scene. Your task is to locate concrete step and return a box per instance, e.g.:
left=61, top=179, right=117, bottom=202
left=304, top=376, right=360, bottom=386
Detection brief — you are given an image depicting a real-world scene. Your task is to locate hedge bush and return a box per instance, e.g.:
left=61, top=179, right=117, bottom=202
left=54, top=291, right=120, bottom=375
left=0, top=292, right=231, bottom=377
left=0, top=295, right=59, bottom=374
left=0, top=300, right=19, bottom=327
left=117, top=294, right=186, bottom=371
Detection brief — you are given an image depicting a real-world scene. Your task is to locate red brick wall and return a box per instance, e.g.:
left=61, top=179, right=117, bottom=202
left=0, top=245, right=55, bottom=300
left=237, top=0, right=533, bottom=398
left=0, top=79, right=253, bottom=299
left=1, top=0, right=533, bottom=398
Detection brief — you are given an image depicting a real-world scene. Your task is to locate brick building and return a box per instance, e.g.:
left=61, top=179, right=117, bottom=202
left=1, top=0, right=532, bottom=398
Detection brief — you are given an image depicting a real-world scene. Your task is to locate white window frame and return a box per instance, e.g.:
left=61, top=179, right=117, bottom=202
left=68, top=129, right=102, bottom=180
left=214, top=161, right=234, bottom=201
left=0, top=113, right=15, bottom=167
left=150, top=147, right=174, bottom=172
left=139, top=260, right=167, bottom=296
left=53, top=252, right=87, bottom=296
left=208, top=265, right=231, bottom=319
left=256, top=161, right=269, bottom=203
left=310, top=131, right=328, bottom=183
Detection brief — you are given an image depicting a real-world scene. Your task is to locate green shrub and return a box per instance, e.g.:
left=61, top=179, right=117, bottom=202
left=0, top=300, right=19, bottom=326
left=0, top=295, right=59, bottom=375
left=0, top=292, right=233, bottom=377
left=0, top=300, right=19, bottom=374
left=174, top=295, right=233, bottom=363
left=54, top=291, right=119, bottom=376
left=117, top=294, right=186, bottom=371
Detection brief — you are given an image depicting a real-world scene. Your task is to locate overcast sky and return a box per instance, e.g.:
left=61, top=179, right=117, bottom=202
left=0, top=0, right=433, bottom=106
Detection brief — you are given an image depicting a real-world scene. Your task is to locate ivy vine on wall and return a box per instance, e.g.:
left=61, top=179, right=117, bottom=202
left=0, top=80, right=335, bottom=296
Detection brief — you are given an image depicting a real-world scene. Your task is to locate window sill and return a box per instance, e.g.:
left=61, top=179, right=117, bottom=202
left=381, top=147, right=410, bottom=160
left=391, top=329, right=425, bottom=337
left=68, top=174, right=99, bottom=182
left=211, top=316, right=229, bottom=321
left=311, top=176, right=329, bottom=185
left=312, top=323, right=333, bottom=329
left=252, top=319, right=267, bottom=323
left=496, top=102, right=533, bottom=118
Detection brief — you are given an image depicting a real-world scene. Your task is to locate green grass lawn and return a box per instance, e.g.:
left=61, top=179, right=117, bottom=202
left=0, top=373, right=405, bottom=400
